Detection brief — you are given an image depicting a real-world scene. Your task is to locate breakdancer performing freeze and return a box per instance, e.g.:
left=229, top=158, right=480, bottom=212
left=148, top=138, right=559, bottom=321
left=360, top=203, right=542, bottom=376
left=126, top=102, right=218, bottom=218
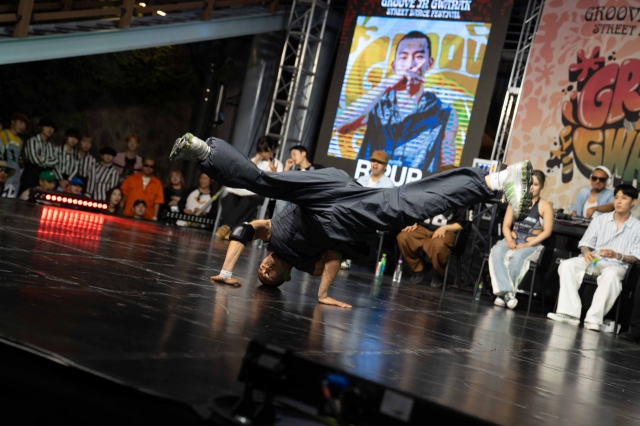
left=171, top=135, right=533, bottom=309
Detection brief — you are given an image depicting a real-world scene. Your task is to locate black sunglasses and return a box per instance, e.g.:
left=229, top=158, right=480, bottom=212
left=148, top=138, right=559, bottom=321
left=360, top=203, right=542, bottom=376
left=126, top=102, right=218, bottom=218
left=591, top=176, right=607, bottom=183
left=143, top=164, right=154, bottom=168
left=0, top=167, right=10, bottom=173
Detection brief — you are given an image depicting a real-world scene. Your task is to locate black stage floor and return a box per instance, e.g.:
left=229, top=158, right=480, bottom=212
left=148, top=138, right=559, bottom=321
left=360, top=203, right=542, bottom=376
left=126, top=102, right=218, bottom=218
left=1, top=199, right=640, bottom=425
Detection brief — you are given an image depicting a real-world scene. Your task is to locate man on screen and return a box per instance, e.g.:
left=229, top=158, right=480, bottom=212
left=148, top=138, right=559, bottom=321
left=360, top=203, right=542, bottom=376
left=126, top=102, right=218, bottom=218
left=337, top=31, right=458, bottom=173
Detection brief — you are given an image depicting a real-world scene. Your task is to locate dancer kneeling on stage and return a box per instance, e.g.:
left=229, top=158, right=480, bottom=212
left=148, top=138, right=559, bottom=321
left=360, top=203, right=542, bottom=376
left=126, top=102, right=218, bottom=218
left=548, top=184, right=640, bottom=330
left=170, top=134, right=534, bottom=308
left=489, top=170, right=553, bottom=309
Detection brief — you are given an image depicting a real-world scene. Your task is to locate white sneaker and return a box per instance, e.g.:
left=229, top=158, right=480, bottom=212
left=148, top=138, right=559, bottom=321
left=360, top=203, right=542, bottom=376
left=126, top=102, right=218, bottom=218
left=170, top=133, right=210, bottom=161
left=504, top=292, right=518, bottom=310
left=501, top=161, right=533, bottom=221
left=547, top=312, right=580, bottom=326
left=493, top=296, right=506, bottom=307
left=584, top=322, right=601, bottom=332
left=340, top=259, right=351, bottom=270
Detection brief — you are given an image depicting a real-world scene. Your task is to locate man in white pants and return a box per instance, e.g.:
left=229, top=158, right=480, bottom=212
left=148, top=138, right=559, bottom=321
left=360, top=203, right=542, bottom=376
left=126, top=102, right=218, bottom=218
left=548, top=184, right=640, bottom=331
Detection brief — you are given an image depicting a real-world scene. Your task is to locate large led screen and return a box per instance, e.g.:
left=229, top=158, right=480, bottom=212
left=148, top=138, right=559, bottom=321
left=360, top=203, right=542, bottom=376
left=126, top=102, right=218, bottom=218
left=314, top=0, right=514, bottom=186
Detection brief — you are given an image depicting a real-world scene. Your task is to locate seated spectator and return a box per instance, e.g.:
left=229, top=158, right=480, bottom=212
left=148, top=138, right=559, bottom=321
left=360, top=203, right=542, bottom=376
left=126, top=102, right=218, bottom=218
left=1, top=112, right=30, bottom=196
left=252, top=136, right=283, bottom=173
left=87, top=147, right=120, bottom=201
left=19, top=170, right=57, bottom=202
left=78, top=134, right=96, bottom=182
left=68, top=177, right=86, bottom=196
left=213, top=139, right=285, bottom=239
left=570, top=166, right=614, bottom=218
left=0, top=160, right=17, bottom=198
left=489, top=170, right=554, bottom=309
left=283, top=144, right=324, bottom=171
left=274, top=144, right=325, bottom=217
left=548, top=184, right=640, bottom=331
left=54, top=128, right=81, bottom=190
left=121, top=158, right=164, bottom=220
left=105, top=187, right=123, bottom=216
left=22, top=118, right=58, bottom=192
left=180, top=173, right=216, bottom=216
left=356, top=150, right=394, bottom=188
left=397, top=208, right=468, bottom=287
left=621, top=278, right=640, bottom=342
left=164, top=170, right=186, bottom=211
left=132, top=199, right=147, bottom=220
left=113, top=134, right=143, bottom=180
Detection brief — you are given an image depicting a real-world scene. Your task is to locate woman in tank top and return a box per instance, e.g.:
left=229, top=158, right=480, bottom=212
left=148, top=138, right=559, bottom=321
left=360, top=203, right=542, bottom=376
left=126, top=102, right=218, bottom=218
left=488, top=170, right=554, bottom=309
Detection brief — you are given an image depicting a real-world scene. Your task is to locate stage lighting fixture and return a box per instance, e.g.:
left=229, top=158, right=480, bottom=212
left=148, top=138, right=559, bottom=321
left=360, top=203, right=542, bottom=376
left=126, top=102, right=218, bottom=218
left=139, top=2, right=146, bottom=6
left=45, top=194, right=51, bottom=201
left=34, top=191, right=112, bottom=213
left=157, top=10, right=166, bottom=16
left=62, top=197, right=68, bottom=203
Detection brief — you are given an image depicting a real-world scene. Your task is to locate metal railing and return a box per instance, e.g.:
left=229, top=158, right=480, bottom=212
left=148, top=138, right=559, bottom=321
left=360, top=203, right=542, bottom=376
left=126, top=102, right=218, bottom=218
left=1, top=0, right=281, bottom=38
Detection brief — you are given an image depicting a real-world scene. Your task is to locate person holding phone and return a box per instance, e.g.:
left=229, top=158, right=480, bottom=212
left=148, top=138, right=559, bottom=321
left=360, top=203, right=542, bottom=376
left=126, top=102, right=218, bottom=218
left=252, top=137, right=283, bottom=173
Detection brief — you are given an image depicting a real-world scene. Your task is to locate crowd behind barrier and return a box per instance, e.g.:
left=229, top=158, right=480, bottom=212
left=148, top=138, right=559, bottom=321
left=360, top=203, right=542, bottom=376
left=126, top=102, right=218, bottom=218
left=2, top=112, right=640, bottom=342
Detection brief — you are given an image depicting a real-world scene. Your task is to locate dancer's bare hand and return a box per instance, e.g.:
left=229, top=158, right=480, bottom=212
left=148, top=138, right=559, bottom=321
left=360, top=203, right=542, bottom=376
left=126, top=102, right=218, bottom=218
left=401, top=223, right=418, bottom=233
left=211, top=275, right=242, bottom=286
left=318, top=296, right=352, bottom=309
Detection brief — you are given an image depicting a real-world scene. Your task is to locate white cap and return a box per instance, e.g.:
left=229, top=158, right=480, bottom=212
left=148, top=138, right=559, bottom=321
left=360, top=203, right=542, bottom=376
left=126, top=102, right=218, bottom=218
left=592, top=165, right=612, bottom=178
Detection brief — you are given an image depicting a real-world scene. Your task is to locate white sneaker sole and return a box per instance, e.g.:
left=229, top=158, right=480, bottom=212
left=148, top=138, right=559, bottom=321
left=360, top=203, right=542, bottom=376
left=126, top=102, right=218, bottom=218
left=547, top=312, right=580, bottom=326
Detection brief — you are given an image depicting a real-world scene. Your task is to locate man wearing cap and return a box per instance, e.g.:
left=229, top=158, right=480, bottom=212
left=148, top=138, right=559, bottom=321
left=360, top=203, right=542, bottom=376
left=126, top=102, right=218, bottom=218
left=121, top=157, right=164, bottom=220
left=0, top=112, right=31, bottom=195
left=22, top=118, right=58, bottom=191
left=0, top=160, right=17, bottom=198
left=19, top=170, right=57, bottom=202
left=570, top=166, right=614, bottom=218
left=68, top=177, right=86, bottom=196
left=356, top=151, right=394, bottom=189
left=87, top=146, right=120, bottom=201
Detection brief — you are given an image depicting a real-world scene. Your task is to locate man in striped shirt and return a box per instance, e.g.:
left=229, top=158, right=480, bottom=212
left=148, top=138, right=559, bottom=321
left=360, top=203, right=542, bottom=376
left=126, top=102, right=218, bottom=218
left=548, top=184, right=640, bottom=331
left=22, top=118, right=58, bottom=191
left=87, top=147, right=120, bottom=201
left=78, top=134, right=96, bottom=182
left=54, top=128, right=81, bottom=190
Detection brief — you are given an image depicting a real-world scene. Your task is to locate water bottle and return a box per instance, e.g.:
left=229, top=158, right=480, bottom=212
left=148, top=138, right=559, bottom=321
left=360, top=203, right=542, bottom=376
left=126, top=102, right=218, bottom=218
left=586, top=255, right=598, bottom=275
left=380, top=254, right=387, bottom=275
left=392, top=260, right=403, bottom=282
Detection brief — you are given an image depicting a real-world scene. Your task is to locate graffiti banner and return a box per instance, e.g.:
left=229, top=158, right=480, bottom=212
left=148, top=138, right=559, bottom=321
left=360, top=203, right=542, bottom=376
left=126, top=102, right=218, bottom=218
left=507, top=0, right=640, bottom=210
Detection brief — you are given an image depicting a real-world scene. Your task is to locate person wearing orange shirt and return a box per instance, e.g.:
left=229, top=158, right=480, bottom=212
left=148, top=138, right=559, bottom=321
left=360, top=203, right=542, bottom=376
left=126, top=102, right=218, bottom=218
left=121, top=158, right=164, bottom=220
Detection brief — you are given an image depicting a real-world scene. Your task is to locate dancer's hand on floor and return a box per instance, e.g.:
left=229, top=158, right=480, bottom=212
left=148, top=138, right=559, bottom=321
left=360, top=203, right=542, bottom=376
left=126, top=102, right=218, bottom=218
left=211, top=275, right=242, bottom=286
left=318, top=296, right=352, bottom=309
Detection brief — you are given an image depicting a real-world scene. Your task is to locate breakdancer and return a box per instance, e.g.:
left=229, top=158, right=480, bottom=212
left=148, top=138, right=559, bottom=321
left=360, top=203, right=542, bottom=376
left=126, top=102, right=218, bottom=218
left=171, top=134, right=533, bottom=308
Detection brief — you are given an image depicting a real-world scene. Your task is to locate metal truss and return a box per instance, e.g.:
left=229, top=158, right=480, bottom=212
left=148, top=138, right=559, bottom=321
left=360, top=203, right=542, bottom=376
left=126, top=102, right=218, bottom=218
left=491, top=0, right=545, bottom=162
left=265, top=0, right=331, bottom=162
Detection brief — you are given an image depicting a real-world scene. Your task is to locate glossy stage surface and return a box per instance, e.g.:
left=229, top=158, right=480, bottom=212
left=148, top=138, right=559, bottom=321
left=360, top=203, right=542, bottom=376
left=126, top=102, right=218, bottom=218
left=1, top=200, right=640, bottom=425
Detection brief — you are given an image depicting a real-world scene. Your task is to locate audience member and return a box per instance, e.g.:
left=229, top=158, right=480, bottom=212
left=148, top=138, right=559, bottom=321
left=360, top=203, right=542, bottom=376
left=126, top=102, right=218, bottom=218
left=113, top=134, right=143, bottom=179
left=252, top=137, right=283, bottom=173
left=283, top=144, right=323, bottom=171
left=397, top=208, right=468, bottom=287
left=22, top=118, right=58, bottom=192
left=548, top=184, right=640, bottom=331
left=356, top=150, right=394, bottom=188
left=213, top=140, right=285, bottom=239
left=121, top=158, right=164, bottom=220
left=489, top=170, right=554, bottom=309
left=132, top=199, right=147, bottom=220
left=0, top=160, right=17, bottom=198
left=164, top=170, right=186, bottom=210
left=77, top=134, right=96, bottom=182
left=105, top=187, right=124, bottom=216
left=620, top=277, right=640, bottom=342
left=0, top=112, right=30, bottom=195
left=181, top=173, right=216, bottom=216
left=68, top=177, right=86, bottom=196
left=19, top=170, right=57, bottom=202
left=570, top=166, right=614, bottom=218
left=54, top=128, right=81, bottom=190
left=87, top=147, right=120, bottom=201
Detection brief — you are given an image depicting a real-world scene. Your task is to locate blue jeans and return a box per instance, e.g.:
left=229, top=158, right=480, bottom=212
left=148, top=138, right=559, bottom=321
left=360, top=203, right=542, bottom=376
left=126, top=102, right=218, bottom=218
left=489, top=239, right=541, bottom=295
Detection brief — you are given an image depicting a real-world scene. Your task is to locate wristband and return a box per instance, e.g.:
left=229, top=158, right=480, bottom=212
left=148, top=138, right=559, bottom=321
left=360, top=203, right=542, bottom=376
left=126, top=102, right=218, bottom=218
left=618, top=253, right=624, bottom=261
left=220, top=269, right=233, bottom=279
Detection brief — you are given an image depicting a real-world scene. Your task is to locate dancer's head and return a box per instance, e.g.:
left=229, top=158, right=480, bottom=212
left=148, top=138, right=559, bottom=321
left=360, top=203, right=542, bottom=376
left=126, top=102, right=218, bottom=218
left=258, top=252, right=292, bottom=287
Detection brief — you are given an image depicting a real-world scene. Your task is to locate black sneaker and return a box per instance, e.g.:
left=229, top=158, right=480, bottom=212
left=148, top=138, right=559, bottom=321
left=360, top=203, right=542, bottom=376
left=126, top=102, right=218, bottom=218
left=620, top=328, right=640, bottom=342
left=409, top=272, right=425, bottom=284
left=430, top=274, right=444, bottom=288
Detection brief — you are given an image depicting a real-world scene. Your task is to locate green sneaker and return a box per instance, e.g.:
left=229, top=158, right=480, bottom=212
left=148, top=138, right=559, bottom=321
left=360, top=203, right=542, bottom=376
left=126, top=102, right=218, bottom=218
left=501, top=161, right=533, bottom=221
left=170, top=133, right=210, bottom=161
